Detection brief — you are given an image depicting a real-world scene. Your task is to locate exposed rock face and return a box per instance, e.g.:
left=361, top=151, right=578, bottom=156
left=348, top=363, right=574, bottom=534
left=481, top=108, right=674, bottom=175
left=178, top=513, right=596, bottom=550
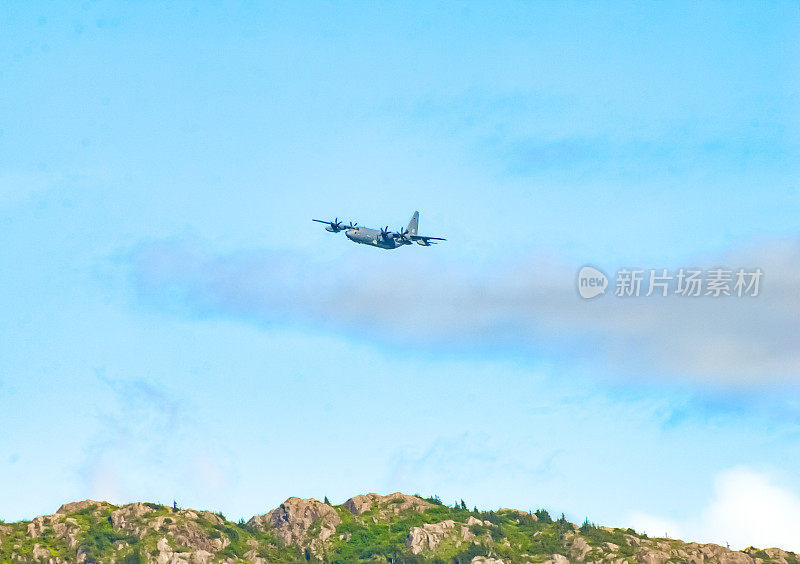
left=242, top=538, right=269, bottom=564
left=52, top=519, right=81, bottom=549
left=27, top=515, right=53, bottom=539
left=155, top=536, right=182, bottom=564
left=31, top=544, right=50, bottom=560
left=1, top=494, right=798, bottom=563
left=466, top=515, right=496, bottom=529
left=0, top=501, right=263, bottom=563
left=56, top=500, right=108, bottom=515
left=635, top=550, right=671, bottom=564
left=753, top=547, right=796, bottom=563
left=110, top=502, right=150, bottom=529
left=499, top=508, right=537, bottom=520
left=109, top=502, right=154, bottom=538
left=344, top=492, right=432, bottom=516
left=633, top=541, right=767, bottom=564
left=107, top=503, right=229, bottom=556
left=151, top=536, right=215, bottom=564
left=248, top=496, right=341, bottom=553
left=406, top=519, right=457, bottom=554
left=568, top=536, right=591, bottom=561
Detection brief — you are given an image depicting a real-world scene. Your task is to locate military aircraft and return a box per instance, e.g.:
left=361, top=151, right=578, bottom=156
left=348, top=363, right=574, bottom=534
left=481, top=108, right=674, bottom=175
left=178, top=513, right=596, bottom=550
left=313, top=211, right=446, bottom=250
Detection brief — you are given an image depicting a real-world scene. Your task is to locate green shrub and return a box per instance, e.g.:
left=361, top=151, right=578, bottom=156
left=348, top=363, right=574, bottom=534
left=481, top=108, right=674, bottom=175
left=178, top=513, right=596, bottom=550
left=534, top=509, right=552, bottom=524
left=120, top=547, right=146, bottom=564
left=79, top=520, right=135, bottom=562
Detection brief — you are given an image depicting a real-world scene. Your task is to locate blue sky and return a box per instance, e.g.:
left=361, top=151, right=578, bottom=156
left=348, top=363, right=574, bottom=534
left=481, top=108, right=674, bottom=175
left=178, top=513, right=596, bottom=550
left=2, top=1, right=800, bottom=551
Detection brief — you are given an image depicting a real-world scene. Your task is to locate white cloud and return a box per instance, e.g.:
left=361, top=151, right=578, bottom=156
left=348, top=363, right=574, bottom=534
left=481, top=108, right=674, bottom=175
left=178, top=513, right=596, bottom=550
left=703, top=468, right=800, bottom=552
left=127, top=234, right=800, bottom=388
left=629, top=468, right=800, bottom=552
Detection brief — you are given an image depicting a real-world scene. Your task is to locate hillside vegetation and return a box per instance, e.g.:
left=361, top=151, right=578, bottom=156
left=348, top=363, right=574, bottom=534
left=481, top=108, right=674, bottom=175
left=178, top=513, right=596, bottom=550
left=0, top=493, right=796, bottom=563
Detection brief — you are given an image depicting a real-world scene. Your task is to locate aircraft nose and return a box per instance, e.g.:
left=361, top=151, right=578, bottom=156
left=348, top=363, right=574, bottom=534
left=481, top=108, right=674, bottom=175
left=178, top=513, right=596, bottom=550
left=345, top=229, right=354, bottom=240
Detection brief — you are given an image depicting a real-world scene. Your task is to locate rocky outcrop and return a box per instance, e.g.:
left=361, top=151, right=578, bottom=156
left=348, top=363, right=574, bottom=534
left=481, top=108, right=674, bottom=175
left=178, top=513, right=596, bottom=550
left=109, top=502, right=151, bottom=531
left=56, top=500, right=109, bottom=515
left=406, top=519, right=459, bottom=554
left=466, top=515, right=495, bottom=528
left=499, top=508, right=536, bottom=520
left=107, top=503, right=229, bottom=554
left=248, top=497, right=341, bottom=554
left=747, top=547, right=797, bottom=563
left=567, top=535, right=591, bottom=561
left=150, top=536, right=215, bottom=564
left=27, top=515, right=54, bottom=539
left=1, top=494, right=798, bottom=564
left=31, top=544, right=51, bottom=560
left=52, top=519, right=81, bottom=549
left=344, top=492, right=432, bottom=517
left=633, top=541, right=761, bottom=564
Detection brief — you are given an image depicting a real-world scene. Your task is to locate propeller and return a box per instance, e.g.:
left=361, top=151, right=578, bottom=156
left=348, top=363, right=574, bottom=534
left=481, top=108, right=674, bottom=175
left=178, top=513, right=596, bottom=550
left=313, top=217, right=347, bottom=233
left=379, top=226, right=392, bottom=239
left=394, top=227, right=411, bottom=244
left=349, top=221, right=358, bottom=229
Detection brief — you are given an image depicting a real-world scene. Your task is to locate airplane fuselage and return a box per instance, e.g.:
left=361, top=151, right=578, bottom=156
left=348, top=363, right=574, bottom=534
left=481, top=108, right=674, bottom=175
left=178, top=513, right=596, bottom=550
left=313, top=211, right=443, bottom=249
left=345, top=227, right=409, bottom=250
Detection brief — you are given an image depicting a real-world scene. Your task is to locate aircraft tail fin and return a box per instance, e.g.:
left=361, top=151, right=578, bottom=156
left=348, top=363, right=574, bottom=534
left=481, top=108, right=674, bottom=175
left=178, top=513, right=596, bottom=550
left=407, top=211, right=419, bottom=236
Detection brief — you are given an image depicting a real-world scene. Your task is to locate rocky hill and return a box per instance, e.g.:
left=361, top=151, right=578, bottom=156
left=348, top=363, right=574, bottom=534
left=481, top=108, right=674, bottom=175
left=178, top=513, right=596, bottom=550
left=0, top=493, right=796, bottom=563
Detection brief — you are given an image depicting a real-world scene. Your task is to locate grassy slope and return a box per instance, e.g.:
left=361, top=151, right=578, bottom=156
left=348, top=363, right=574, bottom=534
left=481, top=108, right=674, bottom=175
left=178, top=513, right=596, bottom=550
left=326, top=498, right=627, bottom=564
left=0, top=502, right=302, bottom=564
left=1, top=497, right=798, bottom=563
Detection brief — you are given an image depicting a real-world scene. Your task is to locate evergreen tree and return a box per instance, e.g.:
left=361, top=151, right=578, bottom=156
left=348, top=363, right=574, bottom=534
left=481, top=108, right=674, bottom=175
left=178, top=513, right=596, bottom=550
left=580, top=518, right=595, bottom=535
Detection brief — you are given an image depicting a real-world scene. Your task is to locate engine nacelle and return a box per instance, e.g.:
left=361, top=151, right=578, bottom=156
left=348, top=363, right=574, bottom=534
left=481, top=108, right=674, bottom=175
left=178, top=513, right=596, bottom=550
left=416, top=239, right=430, bottom=246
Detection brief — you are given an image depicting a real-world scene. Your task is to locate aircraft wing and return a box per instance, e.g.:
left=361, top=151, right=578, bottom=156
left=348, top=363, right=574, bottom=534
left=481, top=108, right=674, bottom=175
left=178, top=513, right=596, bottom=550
left=411, top=235, right=446, bottom=244
left=313, top=218, right=356, bottom=231
left=312, top=218, right=352, bottom=225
